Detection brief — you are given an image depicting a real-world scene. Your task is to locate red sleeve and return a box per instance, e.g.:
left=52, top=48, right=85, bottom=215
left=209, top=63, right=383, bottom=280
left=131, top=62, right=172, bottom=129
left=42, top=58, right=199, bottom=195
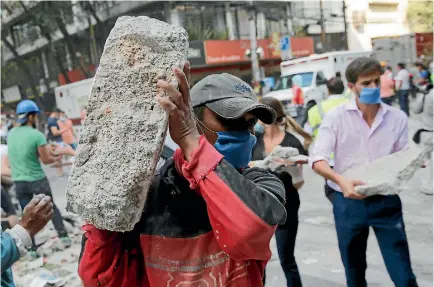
left=78, top=224, right=144, bottom=287
left=174, top=136, right=286, bottom=261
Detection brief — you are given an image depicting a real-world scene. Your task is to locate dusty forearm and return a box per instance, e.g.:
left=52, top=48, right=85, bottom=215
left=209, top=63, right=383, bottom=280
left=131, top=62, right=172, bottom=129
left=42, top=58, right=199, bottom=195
left=313, top=160, right=344, bottom=185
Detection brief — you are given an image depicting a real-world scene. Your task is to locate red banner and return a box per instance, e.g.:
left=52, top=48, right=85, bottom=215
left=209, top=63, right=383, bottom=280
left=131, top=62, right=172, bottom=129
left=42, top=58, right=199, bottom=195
left=203, top=37, right=314, bottom=65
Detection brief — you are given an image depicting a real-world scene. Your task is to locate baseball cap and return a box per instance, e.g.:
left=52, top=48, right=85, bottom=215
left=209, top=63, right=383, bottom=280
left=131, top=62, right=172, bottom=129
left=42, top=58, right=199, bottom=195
left=191, top=73, right=276, bottom=124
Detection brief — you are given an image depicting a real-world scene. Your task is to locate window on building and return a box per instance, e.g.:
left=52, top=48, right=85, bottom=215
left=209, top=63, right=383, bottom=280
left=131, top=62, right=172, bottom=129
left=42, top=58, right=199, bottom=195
left=11, top=20, right=41, bottom=47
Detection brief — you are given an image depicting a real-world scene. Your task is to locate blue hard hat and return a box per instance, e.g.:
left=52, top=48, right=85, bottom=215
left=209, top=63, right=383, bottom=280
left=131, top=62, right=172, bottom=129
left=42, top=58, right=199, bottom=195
left=16, top=100, right=40, bottom=124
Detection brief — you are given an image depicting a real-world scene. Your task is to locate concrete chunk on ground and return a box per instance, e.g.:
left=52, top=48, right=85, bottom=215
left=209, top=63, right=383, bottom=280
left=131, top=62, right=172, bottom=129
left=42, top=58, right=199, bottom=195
left=65, top=16, right=188, bottom=232
left=342, top=146, right=428, bottom=196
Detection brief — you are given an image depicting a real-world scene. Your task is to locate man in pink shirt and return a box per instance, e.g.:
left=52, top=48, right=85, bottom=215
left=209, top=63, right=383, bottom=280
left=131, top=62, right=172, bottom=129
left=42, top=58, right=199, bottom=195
left=310, top=58, right=417, bottom=287
left=381, top=66, right=395, bottom=105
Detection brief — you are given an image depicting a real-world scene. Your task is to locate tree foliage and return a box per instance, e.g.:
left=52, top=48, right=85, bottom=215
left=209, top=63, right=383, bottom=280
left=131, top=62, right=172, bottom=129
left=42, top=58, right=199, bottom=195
left=407, top=1, right=433, bottom=33
left=184, top=18, right=229, bottom=41
left=1, top=1, right=105, bottom=112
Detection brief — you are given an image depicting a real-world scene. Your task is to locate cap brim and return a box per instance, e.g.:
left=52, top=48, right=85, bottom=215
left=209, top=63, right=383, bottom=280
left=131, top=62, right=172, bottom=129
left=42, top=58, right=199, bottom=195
left=206, top=97, right=276, bottom=124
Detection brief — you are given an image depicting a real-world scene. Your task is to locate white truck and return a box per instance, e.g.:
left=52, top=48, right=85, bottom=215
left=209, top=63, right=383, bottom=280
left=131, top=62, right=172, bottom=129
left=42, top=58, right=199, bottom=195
left=264, top=51, right=372, bottom=122
left=54, top=78, right=94, bottom=138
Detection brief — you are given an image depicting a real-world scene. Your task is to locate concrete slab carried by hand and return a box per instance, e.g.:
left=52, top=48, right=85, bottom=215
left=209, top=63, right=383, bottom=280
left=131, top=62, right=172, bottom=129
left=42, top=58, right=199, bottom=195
left=66, top=16, right=188, bottom=232
left=342, top=146, right=428, bottom=196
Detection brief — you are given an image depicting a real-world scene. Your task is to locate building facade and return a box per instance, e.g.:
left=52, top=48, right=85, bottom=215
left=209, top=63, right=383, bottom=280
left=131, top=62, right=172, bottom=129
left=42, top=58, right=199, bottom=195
left=1, top=1, right=298, bottom=106
left=346, top=0, right=410, bottom=51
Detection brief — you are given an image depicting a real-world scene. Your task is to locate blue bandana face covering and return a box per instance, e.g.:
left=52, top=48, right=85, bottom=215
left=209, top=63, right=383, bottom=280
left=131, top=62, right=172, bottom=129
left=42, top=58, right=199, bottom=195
left=359, top=87, right=381, bottom=104
left=214, top=130, right=257, bottom=169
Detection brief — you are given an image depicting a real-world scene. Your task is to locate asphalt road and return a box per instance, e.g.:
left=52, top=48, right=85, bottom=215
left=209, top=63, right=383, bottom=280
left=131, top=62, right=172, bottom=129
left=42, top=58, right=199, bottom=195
left=46, top=107, right=433, bottom=287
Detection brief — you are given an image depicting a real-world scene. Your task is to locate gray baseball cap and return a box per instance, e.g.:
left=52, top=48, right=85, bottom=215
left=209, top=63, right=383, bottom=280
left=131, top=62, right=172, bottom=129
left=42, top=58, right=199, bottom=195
left=190, top=73, right=276, bottom=124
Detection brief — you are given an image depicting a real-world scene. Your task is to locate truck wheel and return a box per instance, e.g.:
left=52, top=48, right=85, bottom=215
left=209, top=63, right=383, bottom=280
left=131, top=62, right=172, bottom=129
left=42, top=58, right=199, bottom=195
left=302, top=101, right=316, bottom=126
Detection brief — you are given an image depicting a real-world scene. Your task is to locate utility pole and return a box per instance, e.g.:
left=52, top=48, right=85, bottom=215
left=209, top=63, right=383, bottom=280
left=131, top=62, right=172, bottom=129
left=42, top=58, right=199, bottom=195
left=342, top=0, right=348, bottom=50
left=249, top=3, right=261, bottom=83
left=286, top=2, right=293, bottom=36
left=319, top=0, right=326, bottom=51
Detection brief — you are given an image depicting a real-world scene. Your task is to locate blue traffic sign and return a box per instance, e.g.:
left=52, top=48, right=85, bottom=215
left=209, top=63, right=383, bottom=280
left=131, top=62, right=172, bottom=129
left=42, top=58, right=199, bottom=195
left=280, top=36, right=290, bottom=51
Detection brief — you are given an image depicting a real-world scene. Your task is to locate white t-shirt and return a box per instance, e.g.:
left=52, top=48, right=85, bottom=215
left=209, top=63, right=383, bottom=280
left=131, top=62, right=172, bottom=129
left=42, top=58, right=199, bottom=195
left=394, top=69, right=410, bottom=90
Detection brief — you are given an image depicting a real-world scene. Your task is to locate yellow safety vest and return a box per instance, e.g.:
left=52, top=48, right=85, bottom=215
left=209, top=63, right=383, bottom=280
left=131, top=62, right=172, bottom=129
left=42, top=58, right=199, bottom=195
left=308, top=95, right=349, bottom=138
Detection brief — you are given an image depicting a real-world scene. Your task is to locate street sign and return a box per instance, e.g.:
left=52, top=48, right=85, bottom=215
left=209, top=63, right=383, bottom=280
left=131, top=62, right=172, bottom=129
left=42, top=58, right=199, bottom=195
left=280, top=36, right=289, bottom=51
left=280, top=36, right=292, bottom=60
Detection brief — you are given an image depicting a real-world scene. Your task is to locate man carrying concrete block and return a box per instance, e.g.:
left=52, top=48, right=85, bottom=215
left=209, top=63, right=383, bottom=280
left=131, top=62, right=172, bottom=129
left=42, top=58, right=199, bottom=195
left=78, top=65, right=287, bottom=285
left=309, top=57, right=418, bottom=287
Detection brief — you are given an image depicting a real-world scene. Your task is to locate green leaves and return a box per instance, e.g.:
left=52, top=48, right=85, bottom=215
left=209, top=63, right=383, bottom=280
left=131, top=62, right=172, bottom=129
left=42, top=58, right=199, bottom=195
left=407, top=1, right=433, bottom=33
left=184, top=18, right=229, bottom=41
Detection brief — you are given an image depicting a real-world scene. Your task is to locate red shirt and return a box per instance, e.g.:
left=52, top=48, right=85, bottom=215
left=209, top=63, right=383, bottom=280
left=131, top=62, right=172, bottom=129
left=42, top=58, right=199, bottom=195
left=292, top=85, right=304, bottom=105
left=78, top=136, right=287, bottom=286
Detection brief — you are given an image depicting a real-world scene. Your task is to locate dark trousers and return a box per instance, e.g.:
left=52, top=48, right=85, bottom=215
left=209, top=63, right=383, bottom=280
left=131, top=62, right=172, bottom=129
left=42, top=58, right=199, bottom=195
left=15, top=177, right=67, bottom=247
left=264, top=190, right=302, bottom=287
left=275, top=223, right=302, bottom=287
left=382, top=95, right=395, bottom=106
left=1, top=186, right=16, bottom=216
left=397, top=90, right=410, bottom=116
left=333, top=191, right=417, bottom=287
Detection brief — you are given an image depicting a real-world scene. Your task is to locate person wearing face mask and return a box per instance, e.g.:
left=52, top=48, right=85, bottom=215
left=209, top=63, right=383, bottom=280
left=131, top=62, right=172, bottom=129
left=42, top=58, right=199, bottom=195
left=78, top=68, right=287, bottom=287
left=7, top=100, right=72, bottom=257
left=251, top=97, right=311, bottom=287
left=310, top=58, right=418, bottom=287
left=57, top=111, right=78, bottom=150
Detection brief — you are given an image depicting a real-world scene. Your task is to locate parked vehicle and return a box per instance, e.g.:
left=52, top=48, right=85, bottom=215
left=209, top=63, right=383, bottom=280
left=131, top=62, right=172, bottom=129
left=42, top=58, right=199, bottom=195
left=264, top=51, right=372, bottom=124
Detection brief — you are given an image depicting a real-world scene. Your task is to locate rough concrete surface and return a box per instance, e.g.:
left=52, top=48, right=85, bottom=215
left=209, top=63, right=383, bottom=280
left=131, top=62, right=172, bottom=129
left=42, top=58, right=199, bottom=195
left=66, top=16, right=188, bottom=232
left=342, top=146, right=428, bottom=196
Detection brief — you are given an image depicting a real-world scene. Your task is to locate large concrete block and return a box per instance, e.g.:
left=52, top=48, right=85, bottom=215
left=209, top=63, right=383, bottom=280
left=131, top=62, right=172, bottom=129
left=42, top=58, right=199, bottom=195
left=342, top=147, right=428, bottom=196
left=66, top=16, right=188, bottom=232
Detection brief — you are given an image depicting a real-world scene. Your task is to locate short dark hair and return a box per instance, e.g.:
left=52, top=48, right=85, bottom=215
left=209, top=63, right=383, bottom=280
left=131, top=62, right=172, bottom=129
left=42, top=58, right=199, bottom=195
left=386, top=66, right=392, bottom=71
left=415, top=62, right=425, bottom=69
left=398, top=63, right=406, bottom=69
left=327, top=77, right=345, bottom=94
left=345, top=57, right=382, bottom=84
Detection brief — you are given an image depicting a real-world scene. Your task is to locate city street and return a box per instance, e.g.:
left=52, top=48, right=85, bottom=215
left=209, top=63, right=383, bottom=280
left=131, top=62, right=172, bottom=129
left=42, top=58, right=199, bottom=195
left=2, top=1, right=432, bottom=286
left=43, top=111, right=433, bottom=287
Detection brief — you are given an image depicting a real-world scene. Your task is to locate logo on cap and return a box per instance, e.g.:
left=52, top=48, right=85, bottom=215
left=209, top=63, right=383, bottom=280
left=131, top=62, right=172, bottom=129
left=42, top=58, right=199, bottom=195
left=234, top=83, right=251, bottom=93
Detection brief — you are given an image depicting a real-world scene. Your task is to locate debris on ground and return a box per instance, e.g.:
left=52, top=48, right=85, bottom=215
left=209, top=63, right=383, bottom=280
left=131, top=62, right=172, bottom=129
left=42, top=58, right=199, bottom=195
left=12, top=214, right=84, bottom=287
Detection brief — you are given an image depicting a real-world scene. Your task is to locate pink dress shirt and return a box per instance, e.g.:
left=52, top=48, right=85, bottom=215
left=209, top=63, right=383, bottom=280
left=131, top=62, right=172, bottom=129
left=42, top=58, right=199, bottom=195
left=380, top=72, right=395, bottom=98
left=309, top=99, right=408, bottom=192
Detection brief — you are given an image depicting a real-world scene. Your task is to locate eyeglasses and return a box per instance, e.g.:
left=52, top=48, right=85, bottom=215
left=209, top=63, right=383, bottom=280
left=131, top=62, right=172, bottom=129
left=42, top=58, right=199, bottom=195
left=217, top=116, right=258, bottom=131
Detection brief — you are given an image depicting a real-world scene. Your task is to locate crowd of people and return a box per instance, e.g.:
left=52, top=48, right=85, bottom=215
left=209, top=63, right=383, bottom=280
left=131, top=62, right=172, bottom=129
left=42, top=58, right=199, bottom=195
left=1, top=57, right=432, bottom=287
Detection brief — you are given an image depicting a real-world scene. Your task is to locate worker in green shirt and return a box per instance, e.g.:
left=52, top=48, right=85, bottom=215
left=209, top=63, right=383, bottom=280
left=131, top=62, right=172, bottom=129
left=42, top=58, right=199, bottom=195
left=308, top=77, right=349, bottom=138
left=7, top=100, right=72, bottom=257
